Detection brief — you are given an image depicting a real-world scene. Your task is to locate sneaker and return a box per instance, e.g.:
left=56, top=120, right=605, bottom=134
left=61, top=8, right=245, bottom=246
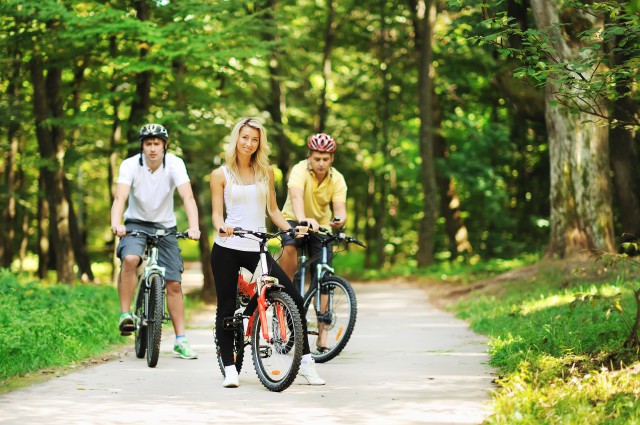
left=223, top=365, right=239, bottom=388
left=118, top=312, right=134, bottom=336
left=299, top=360, right=325, bottom=385
left=173, top=340, right=198, bottom=359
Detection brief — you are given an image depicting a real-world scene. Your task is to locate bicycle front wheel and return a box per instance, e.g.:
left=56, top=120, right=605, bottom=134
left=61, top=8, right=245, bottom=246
left=146, top=274, right=164, bottom=367
left=251, top=290, right=303, bottom=392
left=133, top=284, right=147, bottom=359
left=303, top=275, right=357, bottom=363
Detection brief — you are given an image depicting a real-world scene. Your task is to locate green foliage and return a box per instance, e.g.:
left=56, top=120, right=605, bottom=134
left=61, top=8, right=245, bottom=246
left=473, top=0, right=640, bottom=128
left=0, top=0, right=560, bottom=281
left=0, top=269, right=122, bottom=381
left=455, top=262, right=640, bottom=423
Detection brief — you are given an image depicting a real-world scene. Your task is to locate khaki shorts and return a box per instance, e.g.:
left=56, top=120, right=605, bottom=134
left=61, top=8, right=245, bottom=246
left=116, top=221, right=184, bottom=282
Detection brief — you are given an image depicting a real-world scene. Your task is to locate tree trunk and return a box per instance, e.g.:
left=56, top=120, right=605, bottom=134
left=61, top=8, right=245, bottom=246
left=609, top=27, right=640, bottom=237
left=411, top=0, right=439, bottom=266
left=1, top=54, right=23, bottom=268
left=530, top=0, right=615, bottom=258
left=170, top=60, right=215, bottom=303
left=192, top=181, right=216, bottom=303
left=63, top=177, right=94, bottom=281
left=37, top=176, right=49, bottom=279
left=262, top=0, right=291, bottom=205
left=364, top=172, right=375, bottom=268
left=374, top=0, right=392, bottom=268
left=108, top=36, right=123, bottom=283
left=317, top=0, right=335, bottom=133
left=30, top=57, right=76, bottom=283
left=66, top=59, right=94, bottom=281
left=127, top=0, right=152, bottom=158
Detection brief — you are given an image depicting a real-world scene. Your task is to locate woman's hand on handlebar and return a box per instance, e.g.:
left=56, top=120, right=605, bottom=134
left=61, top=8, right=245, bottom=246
left=186, top=228, right=201, bottom=240
left=218, top=225, right=236, bottom=238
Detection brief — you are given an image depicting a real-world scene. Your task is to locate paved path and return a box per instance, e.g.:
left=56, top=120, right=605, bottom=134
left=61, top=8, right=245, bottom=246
left=0, top=282, right=495, bottom=425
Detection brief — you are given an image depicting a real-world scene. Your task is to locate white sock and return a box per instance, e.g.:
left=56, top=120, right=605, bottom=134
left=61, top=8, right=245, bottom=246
left=225, top=365, right=238, bottom=376
left=301, top=354, right=313, bottom=365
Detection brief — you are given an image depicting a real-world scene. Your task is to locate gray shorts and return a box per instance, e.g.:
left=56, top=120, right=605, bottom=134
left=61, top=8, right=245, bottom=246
left=116, top=221, right=184, bottom=283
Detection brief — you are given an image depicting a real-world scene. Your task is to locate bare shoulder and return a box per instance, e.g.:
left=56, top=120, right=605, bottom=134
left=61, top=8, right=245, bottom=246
left=210, top=166, right=226, bottom=185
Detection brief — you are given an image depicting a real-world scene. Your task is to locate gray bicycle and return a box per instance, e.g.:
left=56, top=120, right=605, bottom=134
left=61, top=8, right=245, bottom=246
left=294, top=226, right=365, bottom=363
left=127, top=229, right=189, bottom=368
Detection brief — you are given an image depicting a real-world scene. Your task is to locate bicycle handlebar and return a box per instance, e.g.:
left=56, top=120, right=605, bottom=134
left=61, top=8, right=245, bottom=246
left=298, top=222, right=366, bottom=248
left=125, top=229, right=190, bottom=239
left=219, top=227, right=299, bottom=241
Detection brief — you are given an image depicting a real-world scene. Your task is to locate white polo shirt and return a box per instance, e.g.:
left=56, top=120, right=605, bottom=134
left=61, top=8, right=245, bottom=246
left=117, top=153, right=190, bottom=228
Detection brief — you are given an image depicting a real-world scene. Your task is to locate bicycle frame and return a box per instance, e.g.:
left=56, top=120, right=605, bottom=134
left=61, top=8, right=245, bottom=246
left=295, top=233, right=334, bottom=297
left=235, top=232, right=288, bottom=342
left=133, top=235, right=167, bottom=327
left=238, top=247, right=287, bottom=341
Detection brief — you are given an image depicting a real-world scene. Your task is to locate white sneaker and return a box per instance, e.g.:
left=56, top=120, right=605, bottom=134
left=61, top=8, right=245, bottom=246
left=298, top=360, right=325, bottom=385
left=223, top=365, right=239, bottom=388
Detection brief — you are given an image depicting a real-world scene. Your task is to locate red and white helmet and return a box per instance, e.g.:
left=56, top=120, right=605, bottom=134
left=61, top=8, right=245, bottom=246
left=307, top=133, right=337, bottom=153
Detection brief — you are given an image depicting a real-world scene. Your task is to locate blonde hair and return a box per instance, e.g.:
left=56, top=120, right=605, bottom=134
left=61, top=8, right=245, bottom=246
left=224, top=117, right=274, bottom=213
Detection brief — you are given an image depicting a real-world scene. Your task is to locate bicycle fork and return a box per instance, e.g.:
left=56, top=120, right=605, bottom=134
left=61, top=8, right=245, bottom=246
left=256, top=276, right=288, bottom=342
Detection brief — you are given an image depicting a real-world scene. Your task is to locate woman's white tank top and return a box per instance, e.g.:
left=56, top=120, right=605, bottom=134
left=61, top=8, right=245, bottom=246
left=214, top=165, right=266, bottom=252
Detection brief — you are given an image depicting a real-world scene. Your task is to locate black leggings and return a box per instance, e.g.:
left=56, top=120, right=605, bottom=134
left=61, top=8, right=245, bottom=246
left=211, top=243, right=310, bottom=366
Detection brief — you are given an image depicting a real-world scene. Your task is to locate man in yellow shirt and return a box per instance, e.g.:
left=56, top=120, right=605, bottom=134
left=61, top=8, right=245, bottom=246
left=279, top=133, right=348, bottom=282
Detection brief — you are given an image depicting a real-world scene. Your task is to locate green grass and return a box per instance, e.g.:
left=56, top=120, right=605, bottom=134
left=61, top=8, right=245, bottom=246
left=452, top=260, right=640, bottom=424
left=0, top=266, right=205, bottom=393
left=0, top=269, right=124, bottom=385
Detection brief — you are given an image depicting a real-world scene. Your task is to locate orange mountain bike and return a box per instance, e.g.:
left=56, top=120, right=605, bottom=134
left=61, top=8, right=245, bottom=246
left=214, top=227, right=303, bottom=392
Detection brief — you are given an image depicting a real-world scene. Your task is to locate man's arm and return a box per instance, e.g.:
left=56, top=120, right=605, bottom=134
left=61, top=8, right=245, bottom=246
left=290, top=187, right=320, bottom=231
left=330, top=201, right=347, bottom=230
left=111, top=183, right=131, bottom=237
left=176, top=182, right=201, bottom=240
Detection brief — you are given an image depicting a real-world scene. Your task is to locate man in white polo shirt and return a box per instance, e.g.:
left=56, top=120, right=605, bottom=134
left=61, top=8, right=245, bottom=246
left=110, top=124, right=201, bottom=359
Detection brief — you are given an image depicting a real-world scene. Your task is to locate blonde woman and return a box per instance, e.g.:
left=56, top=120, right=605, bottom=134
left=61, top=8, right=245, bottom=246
left=210, top=117, right=325, bottom=388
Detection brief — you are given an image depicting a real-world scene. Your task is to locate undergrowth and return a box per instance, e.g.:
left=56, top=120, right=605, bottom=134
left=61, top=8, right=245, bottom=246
left=0, top=269, right=123, bottom=383
left=454, top=260, right=640, bottom=424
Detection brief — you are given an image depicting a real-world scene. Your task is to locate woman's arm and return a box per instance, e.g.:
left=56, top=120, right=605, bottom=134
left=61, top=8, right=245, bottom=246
left=210, top=168, right=234, bottom=237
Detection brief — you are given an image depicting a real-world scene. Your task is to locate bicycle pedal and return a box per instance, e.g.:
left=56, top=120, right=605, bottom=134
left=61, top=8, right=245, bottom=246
left=317, top=312, right=333, bottom=324
left=222, top=316, right=243, bottom=330
left=259, top=345, right=273, bottom=358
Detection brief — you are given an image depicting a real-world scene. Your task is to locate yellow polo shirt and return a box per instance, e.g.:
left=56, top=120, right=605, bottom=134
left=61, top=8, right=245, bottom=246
left=282, top=160, right=347, bottom=227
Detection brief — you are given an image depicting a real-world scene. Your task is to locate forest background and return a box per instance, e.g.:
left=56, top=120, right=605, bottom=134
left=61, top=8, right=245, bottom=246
left=1, top=0, right=639, bottom=300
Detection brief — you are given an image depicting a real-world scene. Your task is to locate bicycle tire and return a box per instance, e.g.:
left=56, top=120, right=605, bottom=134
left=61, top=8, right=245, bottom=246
left=251, top=290, right=303, bottom=392
left=303, top=275, right=357, bottom=363
left=134, top=284, right=147, bottom=359
left=146, top=274, right=164, bottom=367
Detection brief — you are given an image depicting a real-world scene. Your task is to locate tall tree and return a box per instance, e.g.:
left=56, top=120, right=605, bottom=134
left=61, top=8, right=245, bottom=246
left=410, top=0, right=439, bottom=266
left=30, top=55, right=76, bottom=283
left=529, top=0, right=615, bottom=257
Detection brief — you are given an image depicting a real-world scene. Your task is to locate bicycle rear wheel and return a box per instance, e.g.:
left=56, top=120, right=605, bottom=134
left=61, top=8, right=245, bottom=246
left=146, top=274, right=164, bottom=368
left=133, top=284, right=147, bottom=359
left=251, top=290, right=303, bottom=392
left=303, top=275, right=357, bottom=363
